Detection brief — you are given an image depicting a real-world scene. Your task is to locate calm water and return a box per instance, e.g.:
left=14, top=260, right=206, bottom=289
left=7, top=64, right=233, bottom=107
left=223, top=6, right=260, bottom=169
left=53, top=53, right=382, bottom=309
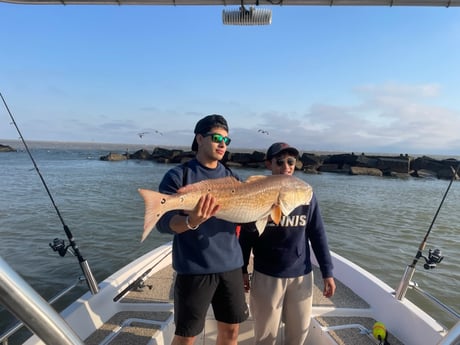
left=0, top=143, right=459, bottom=343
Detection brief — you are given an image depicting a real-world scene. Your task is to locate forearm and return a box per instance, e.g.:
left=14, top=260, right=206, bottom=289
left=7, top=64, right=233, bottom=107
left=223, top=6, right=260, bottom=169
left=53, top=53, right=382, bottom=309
left=169, top=214, right=200, bottom=234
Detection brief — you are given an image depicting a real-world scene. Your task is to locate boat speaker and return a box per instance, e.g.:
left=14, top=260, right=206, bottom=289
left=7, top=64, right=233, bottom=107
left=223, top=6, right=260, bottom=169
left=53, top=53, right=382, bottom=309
left=222, top=6, right=272, bottom=25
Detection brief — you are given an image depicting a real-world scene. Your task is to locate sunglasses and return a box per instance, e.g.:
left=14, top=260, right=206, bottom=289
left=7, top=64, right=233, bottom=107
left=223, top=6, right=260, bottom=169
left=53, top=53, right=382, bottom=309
left=203, top=133, right=231, bottom=146
left=275, top=158, right=296, bottom=167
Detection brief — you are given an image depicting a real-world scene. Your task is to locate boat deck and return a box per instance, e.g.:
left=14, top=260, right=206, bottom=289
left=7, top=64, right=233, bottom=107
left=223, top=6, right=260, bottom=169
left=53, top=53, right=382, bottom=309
left=85, top=263, right=404, bottom=345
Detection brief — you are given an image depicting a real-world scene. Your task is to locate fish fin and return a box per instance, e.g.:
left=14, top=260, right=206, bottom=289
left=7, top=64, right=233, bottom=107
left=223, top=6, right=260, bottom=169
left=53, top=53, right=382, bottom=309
left=255, top=218, right=268, bottom=235
left=178, top=176, right=239, bottom=193
left=245, top=175, right=268, bottom=183
left=271, top=205, right=282, bottom=225
left=138, top=188, right=169, bottom=242
left=278, top=186, right=314, bottom=216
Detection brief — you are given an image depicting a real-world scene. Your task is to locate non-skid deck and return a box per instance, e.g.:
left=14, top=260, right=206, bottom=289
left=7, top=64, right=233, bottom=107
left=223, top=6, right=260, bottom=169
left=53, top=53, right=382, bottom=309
left=86, top=264, right=403, bottom=345
left=85, top=311, right=172, bottom=345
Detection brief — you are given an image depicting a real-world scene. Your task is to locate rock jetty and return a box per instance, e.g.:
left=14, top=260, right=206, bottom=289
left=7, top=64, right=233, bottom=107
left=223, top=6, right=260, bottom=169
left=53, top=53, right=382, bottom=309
left=100, top=147, right=460, bottom=180
left=0, top=144, right=16, bottom=152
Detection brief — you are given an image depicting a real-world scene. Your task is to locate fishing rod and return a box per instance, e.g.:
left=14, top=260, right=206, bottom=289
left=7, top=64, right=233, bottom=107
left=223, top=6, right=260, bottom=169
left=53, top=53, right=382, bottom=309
left=395, top=163, right=459, bottom=300
left=113, top=247, right=172, bottom=302
left=0, top=92, right=99, bottom=295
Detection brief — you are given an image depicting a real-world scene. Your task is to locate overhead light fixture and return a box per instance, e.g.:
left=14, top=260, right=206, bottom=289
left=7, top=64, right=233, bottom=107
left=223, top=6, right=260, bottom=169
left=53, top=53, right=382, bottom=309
left=222, top=4, right=272, bottom=25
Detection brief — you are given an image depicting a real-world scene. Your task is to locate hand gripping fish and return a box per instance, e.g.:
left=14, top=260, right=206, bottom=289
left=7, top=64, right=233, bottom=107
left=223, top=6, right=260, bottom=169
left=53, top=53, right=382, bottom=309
left=138, top=174, right=313, bottom=242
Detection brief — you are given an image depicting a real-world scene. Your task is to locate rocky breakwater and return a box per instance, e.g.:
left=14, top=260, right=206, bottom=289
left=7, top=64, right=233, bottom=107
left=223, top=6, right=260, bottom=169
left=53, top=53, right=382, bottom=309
left=100, top=147, right=459, bottom=180
left=0, top=144, right=16, bottom=152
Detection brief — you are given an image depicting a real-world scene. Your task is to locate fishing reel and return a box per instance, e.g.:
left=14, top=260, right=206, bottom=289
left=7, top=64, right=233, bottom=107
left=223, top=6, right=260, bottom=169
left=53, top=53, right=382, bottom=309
left=421, top=248, right=444, bottom=270
left=49, top=238, right=71, bottom=257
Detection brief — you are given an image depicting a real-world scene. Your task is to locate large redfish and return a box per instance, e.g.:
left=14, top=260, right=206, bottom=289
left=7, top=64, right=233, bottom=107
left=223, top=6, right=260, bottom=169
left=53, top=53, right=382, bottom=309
left=138, top=174, right=313, bottom=242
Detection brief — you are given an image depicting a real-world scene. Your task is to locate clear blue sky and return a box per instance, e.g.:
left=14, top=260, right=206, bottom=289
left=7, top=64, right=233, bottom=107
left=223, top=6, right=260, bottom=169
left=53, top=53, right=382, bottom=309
left=1, top=3, right=460, bottom=155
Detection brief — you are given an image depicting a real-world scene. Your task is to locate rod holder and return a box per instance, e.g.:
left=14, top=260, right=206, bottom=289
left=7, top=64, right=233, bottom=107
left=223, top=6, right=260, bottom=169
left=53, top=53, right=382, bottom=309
left=80, top=260, right=99, bottom=294
left=395, top=265, right=416, bottom=300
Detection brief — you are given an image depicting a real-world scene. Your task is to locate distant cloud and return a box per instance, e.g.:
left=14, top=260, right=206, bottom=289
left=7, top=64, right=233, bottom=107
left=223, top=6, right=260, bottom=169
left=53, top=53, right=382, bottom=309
left=1, top=82, right=459, bottom=156
left=233, top=82, right=460, bottom=155
left=355, top=82, right=441, bottom=98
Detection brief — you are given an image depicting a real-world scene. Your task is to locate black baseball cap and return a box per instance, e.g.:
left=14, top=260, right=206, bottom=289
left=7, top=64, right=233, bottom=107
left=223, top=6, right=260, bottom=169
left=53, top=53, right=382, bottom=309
left=266, top=142, right=299, bottom=160
left=191, top=114, right=229, bottom=151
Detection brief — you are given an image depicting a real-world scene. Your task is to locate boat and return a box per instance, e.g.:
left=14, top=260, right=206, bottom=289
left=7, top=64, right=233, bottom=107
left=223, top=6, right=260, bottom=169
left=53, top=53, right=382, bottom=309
left=1, top=235, right=459, bottom=345
left=1, top=0, right=459, bottom=27
left=0, top=1, right=459, bottom=343
left=1, top=0, right=459, bottom=6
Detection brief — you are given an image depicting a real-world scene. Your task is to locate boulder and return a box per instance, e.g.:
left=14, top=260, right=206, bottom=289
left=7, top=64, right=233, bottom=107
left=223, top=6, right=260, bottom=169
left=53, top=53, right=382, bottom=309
left=318, top=163, right=348, bottom=174
left=0, top=144, right=16, bottom=152
left=300, top=153, right=323, bottom=171
left=100, top=152, right=127, bottom=161
left=411, top=156, right=459, bottom=180
left=323, top=153, right=358, bottom=168
left=376, top=156, right=411, bottom=174
left=355, top=155, right=379, bottom=168
left=129, top=149, right=151, bottom=160
left=349, top=166, right=383, bottom=177
left=229, top=152, right=254, bottom=165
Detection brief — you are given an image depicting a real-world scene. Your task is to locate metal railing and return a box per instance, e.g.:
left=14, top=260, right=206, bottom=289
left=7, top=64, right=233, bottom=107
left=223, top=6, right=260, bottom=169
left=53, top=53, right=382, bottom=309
left=409, top=281, right=460, bottom=321
left=0, top=274, right=86, bottom=345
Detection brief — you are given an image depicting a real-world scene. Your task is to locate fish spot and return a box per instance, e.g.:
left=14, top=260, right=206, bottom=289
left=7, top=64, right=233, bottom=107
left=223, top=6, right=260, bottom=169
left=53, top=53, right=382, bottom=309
left=161, top=198, right=166, bottom=204
left=231, top=189, right=235, bottom=193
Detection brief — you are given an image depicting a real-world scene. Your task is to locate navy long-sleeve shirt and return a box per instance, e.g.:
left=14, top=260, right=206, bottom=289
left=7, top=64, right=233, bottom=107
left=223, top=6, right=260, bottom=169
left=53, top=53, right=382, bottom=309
left=156, top=159, right=244, bottom=275
left=239, top=193, right=333, bottom=279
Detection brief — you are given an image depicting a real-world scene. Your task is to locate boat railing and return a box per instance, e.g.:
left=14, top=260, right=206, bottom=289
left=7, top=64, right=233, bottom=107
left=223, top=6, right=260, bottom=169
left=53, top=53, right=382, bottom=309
left=436, top=320, right=460, bottom=345
left=0, top=275, right=87, bottom=345
left=409, top=281, right=460, bottom=321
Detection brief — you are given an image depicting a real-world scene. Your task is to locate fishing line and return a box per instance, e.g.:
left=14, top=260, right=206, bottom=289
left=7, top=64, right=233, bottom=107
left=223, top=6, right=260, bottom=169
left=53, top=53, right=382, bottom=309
left=421, top=164, right=460, bottom=248
left=0, top=92, right=99, bottom=294
left=1, top=93, right=66, bottom=226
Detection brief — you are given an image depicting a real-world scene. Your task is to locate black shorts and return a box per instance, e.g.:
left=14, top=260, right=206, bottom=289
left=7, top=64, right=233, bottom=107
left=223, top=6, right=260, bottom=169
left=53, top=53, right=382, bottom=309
left=174, top=268, right=249, bottom=337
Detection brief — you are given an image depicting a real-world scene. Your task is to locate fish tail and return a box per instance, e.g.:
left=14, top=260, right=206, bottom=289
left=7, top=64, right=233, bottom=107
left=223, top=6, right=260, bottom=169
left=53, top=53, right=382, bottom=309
left=138, top=188, right=168, bottom=242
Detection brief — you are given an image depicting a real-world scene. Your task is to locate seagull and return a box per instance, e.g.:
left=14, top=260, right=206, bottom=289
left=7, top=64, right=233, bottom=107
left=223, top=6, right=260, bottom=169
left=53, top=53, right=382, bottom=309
left=258, top=129, right=269, bottom=135
left=154, top=130, right=163, bottom=136
left=138, top=132, right=149, bottom=138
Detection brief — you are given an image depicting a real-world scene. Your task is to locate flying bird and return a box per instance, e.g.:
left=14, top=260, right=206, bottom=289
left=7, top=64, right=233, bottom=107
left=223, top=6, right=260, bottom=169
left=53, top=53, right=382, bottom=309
left=154, top=130, right=163, bottom=136
left=258, top=129, right=269, bottom=135
left=138, top=132, right=149, bottom=138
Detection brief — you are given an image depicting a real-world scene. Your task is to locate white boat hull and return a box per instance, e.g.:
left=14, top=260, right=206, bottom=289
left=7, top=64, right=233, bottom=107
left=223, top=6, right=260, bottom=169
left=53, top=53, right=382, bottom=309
left=14, top=241, right=454, bottom=345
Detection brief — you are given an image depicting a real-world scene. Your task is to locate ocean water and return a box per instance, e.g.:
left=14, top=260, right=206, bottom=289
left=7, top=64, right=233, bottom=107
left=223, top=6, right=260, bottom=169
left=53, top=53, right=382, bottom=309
left=0, top=142, right=459, bottom=343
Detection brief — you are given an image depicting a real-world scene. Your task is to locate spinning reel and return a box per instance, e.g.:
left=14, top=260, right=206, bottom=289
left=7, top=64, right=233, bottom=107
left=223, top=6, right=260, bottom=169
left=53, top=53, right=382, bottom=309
left=420, top=248, right=444, bottom=270
left=49, top=238, right=73, bottom=257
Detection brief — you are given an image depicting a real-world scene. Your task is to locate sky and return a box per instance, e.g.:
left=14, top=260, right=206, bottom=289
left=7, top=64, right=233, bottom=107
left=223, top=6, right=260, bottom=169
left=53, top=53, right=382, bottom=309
left=1, top=2, right=460, bottom=156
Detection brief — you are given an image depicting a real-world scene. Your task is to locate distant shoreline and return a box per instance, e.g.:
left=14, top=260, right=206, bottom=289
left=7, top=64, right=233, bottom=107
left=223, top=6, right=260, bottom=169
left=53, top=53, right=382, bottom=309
left=1, top=138, right=459, bottom=160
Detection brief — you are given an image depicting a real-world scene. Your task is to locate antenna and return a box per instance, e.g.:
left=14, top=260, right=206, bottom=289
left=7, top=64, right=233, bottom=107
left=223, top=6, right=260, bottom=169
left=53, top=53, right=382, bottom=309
left=222, top=5, right=272, bottom=25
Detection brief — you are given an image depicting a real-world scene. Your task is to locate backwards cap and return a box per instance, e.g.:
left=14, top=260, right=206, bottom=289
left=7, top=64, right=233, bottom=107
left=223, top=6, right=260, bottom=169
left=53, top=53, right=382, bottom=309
left=191, top=114, right=229, bottom=151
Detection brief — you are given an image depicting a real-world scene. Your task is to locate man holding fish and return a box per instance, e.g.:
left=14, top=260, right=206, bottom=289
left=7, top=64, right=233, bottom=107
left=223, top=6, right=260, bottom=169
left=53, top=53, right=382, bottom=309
left=239, top=142, right=336, bottom=345
left=138, top=119, right=331, bottom=344
left=153, top=114, right=249, bottom=345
